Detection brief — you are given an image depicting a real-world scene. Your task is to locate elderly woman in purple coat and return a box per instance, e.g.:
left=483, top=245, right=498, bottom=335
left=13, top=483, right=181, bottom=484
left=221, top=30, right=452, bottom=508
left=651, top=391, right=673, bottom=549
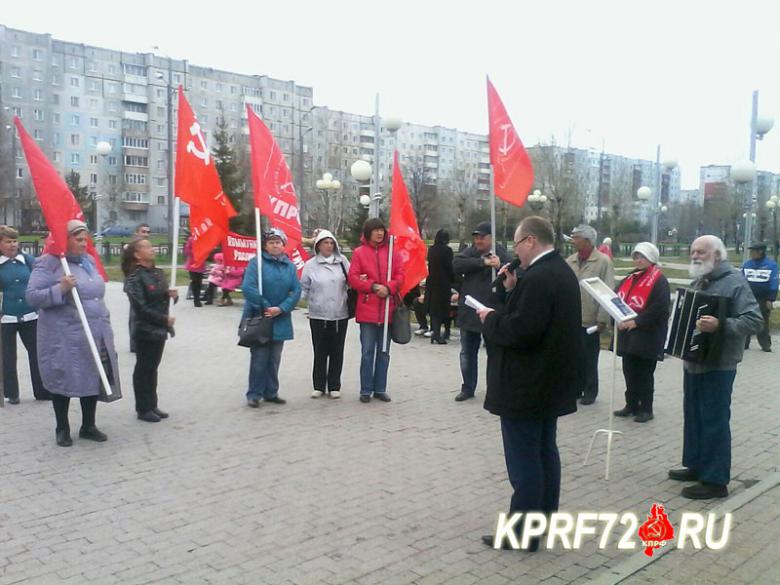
left=26, top=220, right=121, bottom=447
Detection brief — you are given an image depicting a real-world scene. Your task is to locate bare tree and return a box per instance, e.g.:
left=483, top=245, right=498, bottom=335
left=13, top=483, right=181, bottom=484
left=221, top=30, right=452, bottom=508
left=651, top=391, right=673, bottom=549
left=400, top=154, right=437, bottom=237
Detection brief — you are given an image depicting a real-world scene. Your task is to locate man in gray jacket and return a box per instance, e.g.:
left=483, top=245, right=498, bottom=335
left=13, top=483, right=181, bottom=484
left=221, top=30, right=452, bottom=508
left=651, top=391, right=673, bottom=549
left=668, top=235, right=763, bottom=499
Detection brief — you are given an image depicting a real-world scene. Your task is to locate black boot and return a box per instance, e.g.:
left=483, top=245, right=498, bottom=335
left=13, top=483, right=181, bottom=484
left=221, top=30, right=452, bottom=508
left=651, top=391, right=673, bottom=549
left=56, top=428, right=72, bottom=447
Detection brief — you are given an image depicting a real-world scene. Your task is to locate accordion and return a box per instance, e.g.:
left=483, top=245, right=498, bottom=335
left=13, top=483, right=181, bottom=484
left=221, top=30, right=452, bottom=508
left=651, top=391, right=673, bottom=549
left=665, top=288, right=730, bottom=364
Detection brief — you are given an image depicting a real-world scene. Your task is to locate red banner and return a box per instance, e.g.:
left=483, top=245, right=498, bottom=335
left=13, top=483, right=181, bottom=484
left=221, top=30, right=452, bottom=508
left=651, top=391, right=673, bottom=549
left=13, top=118, right=108, bottom=280
left=487, top=77, right=534, bottom=207
left=389, top=151, right=427, bottom=296
left=222, top=231, right=258, bottom=268
left=175, top=87, right=237, bottom=266
left=245, top=105, right=308, bottom=275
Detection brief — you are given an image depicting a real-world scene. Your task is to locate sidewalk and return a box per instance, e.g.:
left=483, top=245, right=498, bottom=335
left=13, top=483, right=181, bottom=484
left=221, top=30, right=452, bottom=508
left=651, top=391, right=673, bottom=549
left=0, top=282, right=777, bottom=584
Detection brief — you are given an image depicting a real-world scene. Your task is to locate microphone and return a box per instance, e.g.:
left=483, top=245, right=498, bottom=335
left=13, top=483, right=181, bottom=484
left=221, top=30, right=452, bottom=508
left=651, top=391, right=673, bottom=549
left=490, top=258, right=521, bottom=288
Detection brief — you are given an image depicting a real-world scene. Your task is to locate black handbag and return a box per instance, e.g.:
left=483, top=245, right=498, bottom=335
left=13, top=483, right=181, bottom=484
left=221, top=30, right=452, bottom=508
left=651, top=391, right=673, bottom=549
left=340, top=263, right=357, bottom=319
left=237, top=314, right=274, bottom=347
left=390, top=295, right=412, bottom=344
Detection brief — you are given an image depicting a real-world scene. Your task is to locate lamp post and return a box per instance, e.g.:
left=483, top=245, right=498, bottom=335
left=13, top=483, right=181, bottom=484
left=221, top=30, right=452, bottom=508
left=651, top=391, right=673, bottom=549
left=528, top=189, right=547, bottom=212
left=153, top=48, right=176, bottom=247
left=742, top=90, right=774, bottom=263
left=648, top=147, right=677, bottom=245
left=94, top=140, right=111, bottom=237
left=731, top=160, right=757, bottom=254
left=353, top=101, right=402, bottom=218
left=314, top=172, right=341, bottom=232
left=766, top=195, right=779, bottom=260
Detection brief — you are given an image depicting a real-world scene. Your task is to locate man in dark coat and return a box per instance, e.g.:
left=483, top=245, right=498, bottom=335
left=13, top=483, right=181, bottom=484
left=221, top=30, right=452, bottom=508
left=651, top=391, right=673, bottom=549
left=426, top=229, right=455, bottom=343
left=478, top=216, right=582, bottom=550
left=452, top=221, right=510, bottom=401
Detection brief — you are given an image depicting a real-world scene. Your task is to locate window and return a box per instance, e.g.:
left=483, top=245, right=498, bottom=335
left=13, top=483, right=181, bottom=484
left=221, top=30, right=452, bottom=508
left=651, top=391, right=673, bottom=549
left=108, top=102, right=117, bottom=112
left=88, top=80, right=99, bottom=92
left=70, top=77, right=80, bottom=88
left=108, top=64, right=116, bottom=75
left=34, top=109, right=44, bottom=121
left=230, top=86, right=236, bottom=95
left=200, top=80, right=208, bottom=90
left=283, top=93, right=289, bottom=102
left=123, top=64, right=146, bottom=76
left=51, top=75, right=59, bottom=86
left=11, top=45, right=19, bottom=58
left=90, top=117, right=99, bottom=128
left=90, top=173, right=98, bottom=185
left=53, top=133, right=61, bottom=145
left=32, top=49, right=43, bottom=61
left=124, top=155, right=149, bottom=167
left=122, top=137, right=149, bottom=149
left=70, top=134, right=80, bottom=146
left=123, top=120, right=148, bottom=132
left=156, top=177, right=165, bottom=187
left=106, top=82, right=119, bottom=94
left=53, top=113, right=60, bottom=123
left=34, top=129, right=43, bottom=141
left=89, top=98, right=98, bottom=109
left=16, top=168, right=24, bottom=178
left=10, top=66, right=21, bottom=78
left=108, top=156, right=118, bottom=166
left=89, top=136, right=97, bottom=147
left=88, top=62, right=98, bottom=73
left=109, top=120, right=118, bottom=129
left=158, top=195, right=165, bottom=205
left=108, top=175, right=117, bottom=185
left=71, top=114, right=80, bottom=126
left=156, top=89, right=164, bottom=99
left=51, top=93, right=59, bottom=104
left=216, top=83, right=222, bottom=93
left=69, top=56, right=78, bottom=69
left=11, top=87, right=22, bottom=99
left=70, top=96, right=79, bottom=107
left=71, top=153, right=80, bottom=164
left=53, top=152, right=62, bottom=162
left=200, top=97, right=207, bottom=107
left=124, top=173, right=147, bottom=185
left=269, top=91, right=277, bottom=100
left=90, top=155, right=99, bottom=164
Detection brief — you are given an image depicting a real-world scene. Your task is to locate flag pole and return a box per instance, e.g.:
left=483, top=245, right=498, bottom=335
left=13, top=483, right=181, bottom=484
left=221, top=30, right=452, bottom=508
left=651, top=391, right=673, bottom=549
left=382, top=234, right=394, bottom=354
left=59, top=256, right=112, bottom=397
left=254, top=207, right=263, bottom=295
left=168, top=197, right=181, bottom=313
left=489, top=171, right=497, bottom=281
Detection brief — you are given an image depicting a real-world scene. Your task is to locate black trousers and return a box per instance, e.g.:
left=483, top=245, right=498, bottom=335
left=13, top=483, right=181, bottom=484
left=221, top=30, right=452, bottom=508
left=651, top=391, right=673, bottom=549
left=580, top=327, right=601, bottom=400
left=1, top=321, right=50, bottom=400
left=746, top=302, right=772, bottom=350
left=621, top=354, right=657, bottom=414
left=309, top=318, right=348, bottom=392
left=52, top=394, right=97, bottom=431
left=133, top=336, right=166, bottom=414
left=189, top=272, right=204, bottom=306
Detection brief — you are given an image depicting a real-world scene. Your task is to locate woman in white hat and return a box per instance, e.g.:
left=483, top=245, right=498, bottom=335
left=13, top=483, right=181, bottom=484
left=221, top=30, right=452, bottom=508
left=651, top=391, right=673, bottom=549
left=614, top=242, right=670, bottom=423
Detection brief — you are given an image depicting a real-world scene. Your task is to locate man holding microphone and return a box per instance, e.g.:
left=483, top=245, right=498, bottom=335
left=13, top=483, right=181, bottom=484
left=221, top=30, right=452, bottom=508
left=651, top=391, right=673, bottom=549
left=477, top=216, right=582, bottom=550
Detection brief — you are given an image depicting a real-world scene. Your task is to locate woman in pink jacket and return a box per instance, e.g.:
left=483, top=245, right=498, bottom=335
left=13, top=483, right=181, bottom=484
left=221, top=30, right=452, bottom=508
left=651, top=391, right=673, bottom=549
left=348, top=218, right=404, bottom=403
left=205, top=253, right=245, bottom=306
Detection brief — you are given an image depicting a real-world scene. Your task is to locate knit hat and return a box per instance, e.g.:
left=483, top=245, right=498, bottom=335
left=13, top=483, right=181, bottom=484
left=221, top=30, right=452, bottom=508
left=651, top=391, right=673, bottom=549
left=263, top=227, right=288, bottom=246
left=632, top=242, right=660, bottom=265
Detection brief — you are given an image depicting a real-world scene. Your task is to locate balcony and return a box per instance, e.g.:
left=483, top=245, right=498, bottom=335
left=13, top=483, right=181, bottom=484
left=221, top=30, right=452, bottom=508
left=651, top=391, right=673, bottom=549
left=123, top=111, right=148, bottom=122
left=424, top=149, right=438, bottom=157
left=122, top=93, right=148, bottom=104
left=122, top=192, right=150, bottom=211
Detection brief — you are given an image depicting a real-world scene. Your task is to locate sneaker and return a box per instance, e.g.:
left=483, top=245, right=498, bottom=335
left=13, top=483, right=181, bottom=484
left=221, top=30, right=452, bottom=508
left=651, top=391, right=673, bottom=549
left=247, top=399, right=260, bottom=408
left=455, top=392, right=474, bottom=402
left=311, top=390, right=324, bottom=399
left=633, top=412, right=654, bottom=423
left=681, top=482, right=728, bottom=500
left=265, top=396, right=287, bottom=404
left=668, top=467, right=698, bottom=482
left=414, top=328, right=428, bottom=336
left=152, top=408, right=169, bottom=419
left=7, top=397, right=20, bottom=405
left=56, top=429, right=73, bottom=447
left=613, top=406, right=633, bottom=417
left=424, top=331, right=433, bottom=338
left=137, top=411, right=161, bottom=423
left=79, top=426, right=108, bottom=442
left=373, top=392, right=391, bottom=402
left=359, top=395, right=371, bottom=403
left=330, top=391, right=341, bottom=399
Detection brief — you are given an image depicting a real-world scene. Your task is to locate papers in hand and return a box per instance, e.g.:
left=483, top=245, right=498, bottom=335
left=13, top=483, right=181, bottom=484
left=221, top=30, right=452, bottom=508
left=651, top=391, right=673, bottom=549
left=465, top=295, right=488, bottom=312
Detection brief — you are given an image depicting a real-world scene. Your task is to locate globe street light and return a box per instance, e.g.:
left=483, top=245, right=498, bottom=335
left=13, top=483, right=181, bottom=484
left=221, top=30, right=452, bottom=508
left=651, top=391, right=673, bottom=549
left=315, top=173, right=341, bottom=230
left=742, top=90, right=774, bottom=262
left=766, top=196, right=779, bottom=260
left=94, top=141, right=112, bottom=237
left=731, top=160, right=756, bottom=253
left=528, top=189, right=547, bottom=212
left=650, top=149, right=677, bottom=245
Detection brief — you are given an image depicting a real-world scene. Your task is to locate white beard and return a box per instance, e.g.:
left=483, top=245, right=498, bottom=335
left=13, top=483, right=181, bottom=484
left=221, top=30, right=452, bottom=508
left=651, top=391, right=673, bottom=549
left=689, top=259, right=715, bottom=279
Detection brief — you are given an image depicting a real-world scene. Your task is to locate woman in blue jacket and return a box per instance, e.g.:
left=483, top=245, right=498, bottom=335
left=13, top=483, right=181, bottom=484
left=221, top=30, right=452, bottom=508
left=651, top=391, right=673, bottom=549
left=241, top=228, right=301, bottom=407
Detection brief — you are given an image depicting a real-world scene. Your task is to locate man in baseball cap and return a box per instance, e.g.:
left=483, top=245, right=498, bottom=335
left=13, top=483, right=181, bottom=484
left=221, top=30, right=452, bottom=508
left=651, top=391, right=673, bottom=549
left=741, top=242, right=778, bottom=352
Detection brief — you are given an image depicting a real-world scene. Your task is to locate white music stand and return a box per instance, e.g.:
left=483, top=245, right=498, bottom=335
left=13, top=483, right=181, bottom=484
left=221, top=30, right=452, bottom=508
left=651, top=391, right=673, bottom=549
left=579, top=277, right=638, bottom=480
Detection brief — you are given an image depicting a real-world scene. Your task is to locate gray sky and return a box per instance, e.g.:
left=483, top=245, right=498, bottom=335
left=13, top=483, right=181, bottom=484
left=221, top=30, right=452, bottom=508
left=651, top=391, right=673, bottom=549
left=6, top=0, right=780, bottom=188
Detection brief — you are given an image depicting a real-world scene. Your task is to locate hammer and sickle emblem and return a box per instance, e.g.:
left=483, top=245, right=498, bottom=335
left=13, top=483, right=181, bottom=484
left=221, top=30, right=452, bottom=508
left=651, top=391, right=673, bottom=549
left=186, top=121, right=210, bottom=165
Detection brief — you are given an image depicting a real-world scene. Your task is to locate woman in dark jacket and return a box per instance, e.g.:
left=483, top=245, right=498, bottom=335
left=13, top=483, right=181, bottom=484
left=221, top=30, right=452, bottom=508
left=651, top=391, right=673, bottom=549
left=122, top=239, right=178, bottom=422
left=614, top=242, right=670, bottom=423
left=426, top=229, right=455, bottom=344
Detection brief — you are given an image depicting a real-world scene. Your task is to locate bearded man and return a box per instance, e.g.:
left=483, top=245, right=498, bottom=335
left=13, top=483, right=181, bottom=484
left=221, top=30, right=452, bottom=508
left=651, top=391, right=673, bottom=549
left=668, top=235, right=762, bottom=499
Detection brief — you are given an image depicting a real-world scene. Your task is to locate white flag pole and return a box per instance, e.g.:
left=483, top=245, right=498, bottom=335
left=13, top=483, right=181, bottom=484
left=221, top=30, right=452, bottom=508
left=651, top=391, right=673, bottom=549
left=489, top=171, right=497, bottom=281
left=381, top=234, right=394, bottom=353
left=60, top=256, right=112, bottom=397
left=254, top=207, right=263, bottom=295
left=168, top=197, right=181, bottom=313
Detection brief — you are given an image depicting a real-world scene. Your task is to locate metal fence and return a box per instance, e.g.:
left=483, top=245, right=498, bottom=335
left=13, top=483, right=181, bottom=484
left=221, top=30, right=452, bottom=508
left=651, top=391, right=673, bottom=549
left=19, top=240, right=184, bottom=262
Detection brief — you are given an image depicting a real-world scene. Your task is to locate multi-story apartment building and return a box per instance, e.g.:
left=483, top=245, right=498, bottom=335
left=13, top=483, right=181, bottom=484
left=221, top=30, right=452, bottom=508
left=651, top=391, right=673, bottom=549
left=0, top=24, right=313, bottom=232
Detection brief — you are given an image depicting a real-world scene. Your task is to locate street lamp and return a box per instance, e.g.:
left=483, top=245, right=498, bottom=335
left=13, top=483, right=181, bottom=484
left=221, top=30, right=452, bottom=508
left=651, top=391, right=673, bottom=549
left=528, top=189, right=547, bottom=211
left=649, top=148, right=677, bottom=245
left=94, top=140, right=111, bottom=237
left=742, top=90, right=774, bottom=263
left=355, top=99, right=402, bottom=218
left=315, top=172, right=341, bottom=230
left=731, top=160, right=756, bottom=253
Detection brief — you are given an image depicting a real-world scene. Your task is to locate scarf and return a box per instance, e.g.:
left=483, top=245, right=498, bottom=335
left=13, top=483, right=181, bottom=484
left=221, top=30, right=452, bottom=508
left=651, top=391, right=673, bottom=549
left=577, top=246, right=593, bottom=264
left=617, top=265, right=663, bottom=312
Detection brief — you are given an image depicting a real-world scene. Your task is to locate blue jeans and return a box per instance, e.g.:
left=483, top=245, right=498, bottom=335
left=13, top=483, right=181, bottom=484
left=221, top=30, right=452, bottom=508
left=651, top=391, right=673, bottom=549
left=359, top=323, right=390, bottom=396
left=247, top=341, right=285, bottom=400
left=459, top=329, right=490, bottom=396
left=500, top=417, right=561, bottom=516
left=682, top=369, right=736, bottom=486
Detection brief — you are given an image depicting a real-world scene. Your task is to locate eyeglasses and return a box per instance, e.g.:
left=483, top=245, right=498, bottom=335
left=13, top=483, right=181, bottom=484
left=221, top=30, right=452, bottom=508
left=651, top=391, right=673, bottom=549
left=513, top=235, right=530, bottom=247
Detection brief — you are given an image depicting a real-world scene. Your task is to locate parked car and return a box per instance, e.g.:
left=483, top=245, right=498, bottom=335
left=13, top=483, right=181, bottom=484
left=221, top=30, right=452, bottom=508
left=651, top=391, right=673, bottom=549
left=98, top=225, right=133, bottom=237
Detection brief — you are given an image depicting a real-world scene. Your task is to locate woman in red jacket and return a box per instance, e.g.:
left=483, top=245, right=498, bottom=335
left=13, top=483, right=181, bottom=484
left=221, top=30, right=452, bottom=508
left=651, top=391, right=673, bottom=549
left=348, top=218, right=404, bottom=403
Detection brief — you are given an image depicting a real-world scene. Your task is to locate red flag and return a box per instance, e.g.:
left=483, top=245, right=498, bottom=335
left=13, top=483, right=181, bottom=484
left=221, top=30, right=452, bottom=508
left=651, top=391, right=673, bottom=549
left=487, top=77, right=534, bottom=207
left=245, top=106, right=308, bottom=275
left=175, top=87, right=237, bottom=266
left=389, top=151, right=427, bottom=296
left=13, top=118, right=108, bottom=280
